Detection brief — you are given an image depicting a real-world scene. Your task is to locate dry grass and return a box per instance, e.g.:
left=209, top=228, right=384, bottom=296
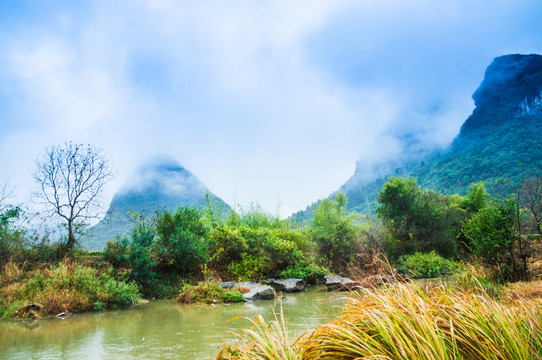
left=503, top=280, right=542, bottom=303
left=217, top=282, right=542, bottom=359
left=0, top=259, right=139, bottom=319
left=217, top=304, right=303, bottom=360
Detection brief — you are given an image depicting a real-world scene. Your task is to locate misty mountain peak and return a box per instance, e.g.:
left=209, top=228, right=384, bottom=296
left=120, top=155, right=199, bottom=196
left=84, top=155, right=229, bottom=250
left=472, top=54, right=542, bottom=109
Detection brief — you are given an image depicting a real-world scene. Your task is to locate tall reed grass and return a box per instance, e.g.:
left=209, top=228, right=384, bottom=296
left=217, top=282, right=542, bottom=359
left=217, top=304, right=303, bottom=360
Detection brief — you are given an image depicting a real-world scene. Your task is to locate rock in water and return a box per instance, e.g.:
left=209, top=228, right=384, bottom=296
left=238, top=282, right=276, bottom=301
left=265, top=279, right=305, bottom=293
left=325, top=275, right=360, bottom=292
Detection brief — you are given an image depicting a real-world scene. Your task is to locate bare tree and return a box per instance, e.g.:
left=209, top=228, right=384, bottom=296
left=0, top=180, right=14, bottom=211
left=34, top=142, right=113, bottom=250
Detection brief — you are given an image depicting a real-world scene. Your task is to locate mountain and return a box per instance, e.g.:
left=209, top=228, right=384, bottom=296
left=83, top=156, right=229, bottom=250
left=293, top=54, right=542, bottom=221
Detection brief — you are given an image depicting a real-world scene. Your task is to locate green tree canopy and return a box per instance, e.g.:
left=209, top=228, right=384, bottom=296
left=312, top=193, right=360, bottom=271
left=376, top=177, right=464, bottom=259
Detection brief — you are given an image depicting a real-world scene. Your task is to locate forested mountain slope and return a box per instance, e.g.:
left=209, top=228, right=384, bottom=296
left=293, top=54, right=542, bottom=221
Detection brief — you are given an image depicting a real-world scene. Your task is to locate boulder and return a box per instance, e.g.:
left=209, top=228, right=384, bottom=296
left=219, top=281, right=237, bottom=289
left=325, top=275, right=361, bottom=292
left=265, top=279, right=305, bottom=293
left=238, top=282, right=276, bottom=301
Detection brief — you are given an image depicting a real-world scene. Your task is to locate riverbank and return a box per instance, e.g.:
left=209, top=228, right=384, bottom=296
left=0, top=259, right=139, bottom=319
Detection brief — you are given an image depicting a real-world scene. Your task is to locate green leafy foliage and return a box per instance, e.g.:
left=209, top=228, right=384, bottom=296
left=0, top=206, right=28, bottom=264
left=312, top=193, right=361, bottom=272
left=377, top=177, right=464, bottom=259
left=177, top=281, right=244, bottom=304
left=209, top=205, right=311, bottom=281
left=155, top=206, right=209, bottom=275
left=463, top=198, right=518, bottom=281
left=102, top=236, right=130, bottom=269
left=279, top=263, right=329, bottom=285
left=398, top=251, right=456, bottom=278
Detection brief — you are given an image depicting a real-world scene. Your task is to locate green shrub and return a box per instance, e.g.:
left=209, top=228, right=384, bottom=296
left=0, top=206, right=28, bottom=264
left=4, top=260, right=140, bottom=317
left=280, top=263, right=329, bottom=284
left=312, top=194, right=361, bottom=272
left=155, top=206, right=209, bottom=275
left=177, top=281, right=244, bottom=304
left=103, top=236, right=130, bottom=269
left=463, top=198, right=519, bottom=282
left=398, top=251, right=455, bottom=278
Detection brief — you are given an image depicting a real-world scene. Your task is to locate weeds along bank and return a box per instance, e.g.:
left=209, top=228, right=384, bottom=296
left=0, top=259, right=139, bottom=319
left=218, top=282, right=542, bottom=360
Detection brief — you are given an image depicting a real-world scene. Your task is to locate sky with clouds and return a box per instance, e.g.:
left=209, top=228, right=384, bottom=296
left=1, top=0, right=541, bottom=218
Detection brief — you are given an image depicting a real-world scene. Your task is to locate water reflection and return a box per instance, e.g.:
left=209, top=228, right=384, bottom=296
left=0, top=286, right=346, bottom=360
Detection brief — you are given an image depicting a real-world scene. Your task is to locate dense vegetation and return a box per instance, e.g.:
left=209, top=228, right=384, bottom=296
left=100, top=197, right=366, bottom=299
left=3, top=166, right=541, bottom=319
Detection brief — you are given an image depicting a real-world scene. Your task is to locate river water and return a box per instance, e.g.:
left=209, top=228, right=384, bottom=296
left=0, top=286, right=347, bottom=359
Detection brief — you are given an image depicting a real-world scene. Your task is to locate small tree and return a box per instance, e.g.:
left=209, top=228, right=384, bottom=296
left=154, top=205, right=208, bottom=275
left=312, top=193, right=360, bottom=271
left=463, top=198, right=518, bottom=282
left=376, top=177, right=464, bottom=259
left=34, top=142, right=113, bottom=251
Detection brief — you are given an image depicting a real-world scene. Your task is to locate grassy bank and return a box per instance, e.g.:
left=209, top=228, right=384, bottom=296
left=177, top=281, right=245, bottom=304
left=217, top=281, right=542, bottom=359
left=0, top=260, right=140, bottom=319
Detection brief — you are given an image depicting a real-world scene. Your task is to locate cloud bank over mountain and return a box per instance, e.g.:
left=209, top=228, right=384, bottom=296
left=1, top=1, right=541, bottom=217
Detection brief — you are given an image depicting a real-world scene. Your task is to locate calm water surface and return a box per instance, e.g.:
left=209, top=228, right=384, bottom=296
left=0, top=286, right=347, bottom=359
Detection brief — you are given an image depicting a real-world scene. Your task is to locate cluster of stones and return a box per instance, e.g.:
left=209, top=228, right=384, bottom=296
left=219, top=273, right=409, bottom=301
left=219, top=278, right=306, bottom=301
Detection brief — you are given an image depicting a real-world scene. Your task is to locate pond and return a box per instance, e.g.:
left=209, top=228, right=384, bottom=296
left=0, top=286, right=348, bottom=359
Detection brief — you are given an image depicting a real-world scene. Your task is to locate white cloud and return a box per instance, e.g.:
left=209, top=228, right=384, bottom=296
left=0, top=0, right=541, bottom=218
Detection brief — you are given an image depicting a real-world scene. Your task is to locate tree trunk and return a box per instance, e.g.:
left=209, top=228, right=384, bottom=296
left=67, top=220, right=75, bottom=250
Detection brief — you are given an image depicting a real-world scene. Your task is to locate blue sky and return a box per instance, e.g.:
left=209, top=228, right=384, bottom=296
left=1, top=0, right=542, bottom=218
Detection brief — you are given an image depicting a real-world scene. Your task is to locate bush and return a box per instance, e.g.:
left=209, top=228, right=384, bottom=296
left=155, top=206, right=209, bottom=275
left=0, top=206, right=28, bottom=264
left=463, top=198, right=520, bottom=282
left=398, top=251, right=455, bottom=278
left=377, top=177, right=464, bottom=260
left=103, top=236, right=130, bottom=269
left=209, top=206, right=311, bottom=280
left=0, top=260, right=140, bottom=318
left=312, top=194, right=361, bottom=272
left=280, top=263, right=329, bottom=284
left=177, top=281, right=244, bottom=304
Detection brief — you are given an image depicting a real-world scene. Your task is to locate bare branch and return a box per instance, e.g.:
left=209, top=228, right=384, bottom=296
left=33, top=142, right=114, bottom=250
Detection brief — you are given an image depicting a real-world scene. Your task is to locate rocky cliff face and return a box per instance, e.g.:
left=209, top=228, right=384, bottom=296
left=83, top=156, right=229, bottom=250
left=458, top=54, right=542, bottom=137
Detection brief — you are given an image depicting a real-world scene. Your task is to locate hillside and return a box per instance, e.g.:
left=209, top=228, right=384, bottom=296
left=83, top=156, right=229, bottom=250
left=293, top=54, right=542, bottom=221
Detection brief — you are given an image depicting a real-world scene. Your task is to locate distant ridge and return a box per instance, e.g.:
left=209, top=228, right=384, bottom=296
left=292, top=54, right=542, bottom=222
left=83, top=155, right=229, bottom=250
